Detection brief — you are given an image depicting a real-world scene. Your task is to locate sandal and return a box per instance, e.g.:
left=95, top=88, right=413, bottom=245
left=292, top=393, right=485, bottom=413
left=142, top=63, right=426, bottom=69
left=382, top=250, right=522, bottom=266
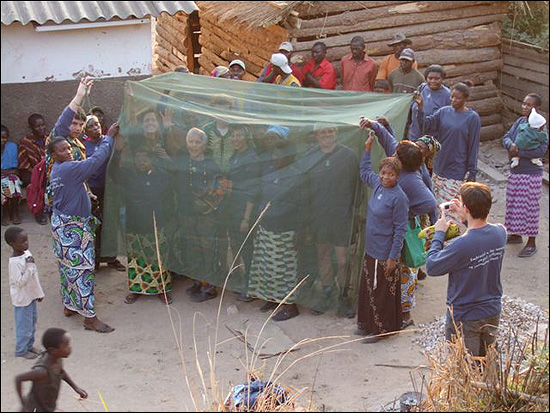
left=518, top=246, right=537, bottom=258
left=124, top=293, right=140, bottom=304
left=158, top=293, right=173, bottom=305
left=401, top=318, right=415, bottom=330
left=63, top=308, right=77, bottom=317
left=107, top=259, right=126, bottom=272
left=260, top=301, right=278, bottom=313
left=272, top=304, right=299, bottom=322
left=84, top=321, right=115, bottom=333
left=12, top=217, right=21, bottom=225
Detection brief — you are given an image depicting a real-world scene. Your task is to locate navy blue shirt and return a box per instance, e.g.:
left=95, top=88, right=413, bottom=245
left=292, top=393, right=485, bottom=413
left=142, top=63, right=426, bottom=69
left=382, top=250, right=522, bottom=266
left=426, top=223, right=506, bottom=321
left=51, top=136, right=114, bottom=217
left=360, top=151, right=409, bottom=261
left=502, top=117, right=548, bottom=176
left=371, top=122, right=437, bottom=222
left=417, top=106, right=481, bottom=181
left=83, top=135, right=109, bottom=189
left=409, top=84, right=451, bottom=141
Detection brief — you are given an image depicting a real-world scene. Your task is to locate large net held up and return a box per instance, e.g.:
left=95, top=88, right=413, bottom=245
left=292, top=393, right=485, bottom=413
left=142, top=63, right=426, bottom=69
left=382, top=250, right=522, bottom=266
left=101, top=73, right=412, bottom=314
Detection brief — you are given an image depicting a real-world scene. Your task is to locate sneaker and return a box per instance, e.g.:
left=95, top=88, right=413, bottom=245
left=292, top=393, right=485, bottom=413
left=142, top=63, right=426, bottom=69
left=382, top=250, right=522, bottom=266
left=18, top=352, right=39, bottom=359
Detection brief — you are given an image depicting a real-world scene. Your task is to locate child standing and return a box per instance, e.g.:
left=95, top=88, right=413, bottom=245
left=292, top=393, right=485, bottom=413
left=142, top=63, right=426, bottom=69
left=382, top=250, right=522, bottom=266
left=1, top=125, right=23, bottom=225
left=5, top=226, right=45, bottom=359
left=510, top=108, right=547, bottom=168
left=15, top=328, right=88, bottom=412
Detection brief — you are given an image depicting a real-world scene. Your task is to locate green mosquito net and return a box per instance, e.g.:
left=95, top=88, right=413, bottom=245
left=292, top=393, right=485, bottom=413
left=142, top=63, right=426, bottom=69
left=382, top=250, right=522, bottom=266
left=101, top=73, right=412, bottom=315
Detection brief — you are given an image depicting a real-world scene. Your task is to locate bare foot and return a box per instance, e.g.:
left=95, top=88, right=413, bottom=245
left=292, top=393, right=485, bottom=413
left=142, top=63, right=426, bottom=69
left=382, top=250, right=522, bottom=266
left=64, top=308, right=78, bottom=317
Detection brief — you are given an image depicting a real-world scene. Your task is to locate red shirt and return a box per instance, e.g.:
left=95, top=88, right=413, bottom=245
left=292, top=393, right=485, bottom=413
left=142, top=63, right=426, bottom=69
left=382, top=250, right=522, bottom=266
left=340, top=53, right=378, bottom=92
left=302, top=58, right=337, bottom=90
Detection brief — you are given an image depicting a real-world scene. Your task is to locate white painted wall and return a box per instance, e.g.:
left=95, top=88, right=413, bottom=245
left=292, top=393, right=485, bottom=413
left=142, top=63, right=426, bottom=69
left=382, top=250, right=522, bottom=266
left=1, top=20, right=152, bottom=84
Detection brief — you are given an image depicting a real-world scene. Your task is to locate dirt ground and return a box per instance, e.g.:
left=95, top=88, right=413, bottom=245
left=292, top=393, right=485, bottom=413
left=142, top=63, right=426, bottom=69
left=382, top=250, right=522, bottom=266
left=1, top=141, right=548, bottom=412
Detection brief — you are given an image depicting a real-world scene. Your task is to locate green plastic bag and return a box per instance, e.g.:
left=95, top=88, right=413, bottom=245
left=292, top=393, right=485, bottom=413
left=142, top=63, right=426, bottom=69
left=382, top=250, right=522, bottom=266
left=402, top=217, right=426, bottom=268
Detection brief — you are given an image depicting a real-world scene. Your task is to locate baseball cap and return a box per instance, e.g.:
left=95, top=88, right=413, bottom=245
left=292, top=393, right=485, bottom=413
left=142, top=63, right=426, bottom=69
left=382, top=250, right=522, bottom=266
left=388, top=33, right=412, bottom=46
left=270, top=53, right=292, bottom=74
left=229, top=59, right=246, bottom=70
left=399, top=48, right=416, bottom=61
left=279, top=41, right=293, bottom=53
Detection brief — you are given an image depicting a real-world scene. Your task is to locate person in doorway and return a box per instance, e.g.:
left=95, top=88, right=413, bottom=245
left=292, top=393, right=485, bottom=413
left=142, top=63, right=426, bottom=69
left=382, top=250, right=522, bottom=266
left=1, top=125, right=22, bottom=225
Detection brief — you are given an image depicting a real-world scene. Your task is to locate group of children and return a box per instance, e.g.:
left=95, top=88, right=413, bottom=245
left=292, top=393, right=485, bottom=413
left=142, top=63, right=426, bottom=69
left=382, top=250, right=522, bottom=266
left=5, top=227, right=86, bottom=411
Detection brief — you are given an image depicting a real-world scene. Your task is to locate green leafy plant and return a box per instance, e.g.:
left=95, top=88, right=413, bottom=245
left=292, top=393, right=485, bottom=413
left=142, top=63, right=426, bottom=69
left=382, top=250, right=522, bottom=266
left=502, top=1, right=549, bottom=49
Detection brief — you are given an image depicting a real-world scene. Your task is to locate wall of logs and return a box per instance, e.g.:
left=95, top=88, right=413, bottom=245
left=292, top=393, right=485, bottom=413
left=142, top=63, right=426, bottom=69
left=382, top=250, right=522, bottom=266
left=499, top=38, right=549, bottom=129
left=157, top=1, right=522, bottom=141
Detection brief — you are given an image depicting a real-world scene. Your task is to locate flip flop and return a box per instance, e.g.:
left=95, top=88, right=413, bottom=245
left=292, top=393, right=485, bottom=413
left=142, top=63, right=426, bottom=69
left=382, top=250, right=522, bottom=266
left=124, top=293, right=140, bottom=304
left=518, top=247, right=537, bottom=258
left=84, top=322, right=115, bottom=333
left=158, top=294, right=173, bottom=305
left=401, top=319, right=415, bottom=330
left=64, top=308, right=77, bottom=317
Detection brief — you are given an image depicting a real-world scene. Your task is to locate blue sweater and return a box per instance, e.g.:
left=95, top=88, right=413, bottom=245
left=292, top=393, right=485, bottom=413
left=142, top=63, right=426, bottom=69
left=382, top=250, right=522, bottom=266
left=360, top=151, right=409, bottom=261
left=426, top=223, right=506, bottom=321
left=417, top=106, right=481, bottom=181
left=1, top=141, right=18, bottom=170
left=409, top=84, right=451, bottom=141
left=51, top=136, right=114, bottom=217
left=83, top=135, right=109, bottom=189
left=502, top=117, right=548, bottom=176
left=371, top=122, right=437, bottom=222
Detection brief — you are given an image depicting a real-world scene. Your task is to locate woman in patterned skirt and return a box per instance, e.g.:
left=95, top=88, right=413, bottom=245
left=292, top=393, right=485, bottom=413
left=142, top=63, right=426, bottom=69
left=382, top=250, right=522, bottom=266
left=503, top=93, right=548, bottom=258
left=248, top=137, right=306, bottom=321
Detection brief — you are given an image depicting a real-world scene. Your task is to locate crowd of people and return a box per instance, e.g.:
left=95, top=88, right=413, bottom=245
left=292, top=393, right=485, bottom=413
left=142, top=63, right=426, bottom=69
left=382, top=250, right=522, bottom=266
left=2, top=31, right=548, bottom=411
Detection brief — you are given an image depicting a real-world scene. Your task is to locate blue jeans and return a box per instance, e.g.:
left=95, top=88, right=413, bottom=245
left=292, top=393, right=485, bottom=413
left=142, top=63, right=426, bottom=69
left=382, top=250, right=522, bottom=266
left=14, top=300, right=37, bottom=356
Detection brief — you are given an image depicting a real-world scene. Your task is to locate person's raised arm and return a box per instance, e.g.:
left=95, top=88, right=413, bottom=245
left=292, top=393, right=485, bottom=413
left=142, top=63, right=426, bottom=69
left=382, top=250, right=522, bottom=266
left=426, top=214, right=464, bottom=276
left=69, top=77, right=93, bottom=113
left=369, top=119, right=398, bottom=156
left=412, top=91, right=441, bottom=135
left=359, top=131, right=378, bottom=188
left=67, top=123, right=119, bottom=184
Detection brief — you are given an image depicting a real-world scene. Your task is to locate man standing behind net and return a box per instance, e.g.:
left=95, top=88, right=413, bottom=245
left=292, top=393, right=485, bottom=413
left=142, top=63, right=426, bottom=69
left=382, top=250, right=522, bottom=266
left=302, top=42, right=336, bottom=90
left=340, top=36, right=378, bottom=92
left=426, top=182, right=506, bottom=357
left=388, top=48, right=425, bottom=94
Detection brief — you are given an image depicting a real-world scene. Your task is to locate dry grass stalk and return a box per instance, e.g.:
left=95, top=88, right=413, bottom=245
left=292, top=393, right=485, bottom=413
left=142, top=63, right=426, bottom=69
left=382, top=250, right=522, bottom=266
left=420, top=321, right=549, bottom=412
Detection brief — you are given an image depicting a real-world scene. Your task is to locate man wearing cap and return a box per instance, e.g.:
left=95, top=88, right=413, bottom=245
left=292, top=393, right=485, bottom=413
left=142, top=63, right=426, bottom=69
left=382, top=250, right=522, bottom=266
left=229, top=59, right=246, bottom=80
left=258, top=42, right=302, bottom=84
left=271, top=54, right=301, bottom=87
left=375, top=33, right=418, bottom=92
left=302, top=42, right=337, bottom=90
left=340, top=36, right=378, bottom=92
left=388, top=48, right=425, bottom=94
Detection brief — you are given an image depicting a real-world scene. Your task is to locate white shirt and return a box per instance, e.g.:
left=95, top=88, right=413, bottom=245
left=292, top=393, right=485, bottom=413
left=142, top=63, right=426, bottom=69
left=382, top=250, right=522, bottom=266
left=9, top=250, right=45, bottom=307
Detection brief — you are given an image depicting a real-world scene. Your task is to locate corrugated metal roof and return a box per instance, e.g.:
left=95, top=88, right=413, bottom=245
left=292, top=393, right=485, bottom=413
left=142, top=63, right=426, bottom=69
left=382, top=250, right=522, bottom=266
left=1, top=1, right=198, bottom=26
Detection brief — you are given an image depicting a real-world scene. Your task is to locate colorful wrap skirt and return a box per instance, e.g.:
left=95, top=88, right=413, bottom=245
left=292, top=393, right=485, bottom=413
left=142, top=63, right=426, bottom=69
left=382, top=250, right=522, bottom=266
left=126, top=232, right=172, bottom=295
left=51, top=213, right=99, bottom=317
left=248, top=225, right=298, bottom=304
left=505, top=173, right=543, bottom=238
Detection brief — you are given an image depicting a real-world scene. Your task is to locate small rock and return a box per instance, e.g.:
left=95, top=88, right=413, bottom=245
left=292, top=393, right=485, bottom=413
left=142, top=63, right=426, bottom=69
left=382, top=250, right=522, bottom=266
left=227, top=304, right=239, bottom=315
